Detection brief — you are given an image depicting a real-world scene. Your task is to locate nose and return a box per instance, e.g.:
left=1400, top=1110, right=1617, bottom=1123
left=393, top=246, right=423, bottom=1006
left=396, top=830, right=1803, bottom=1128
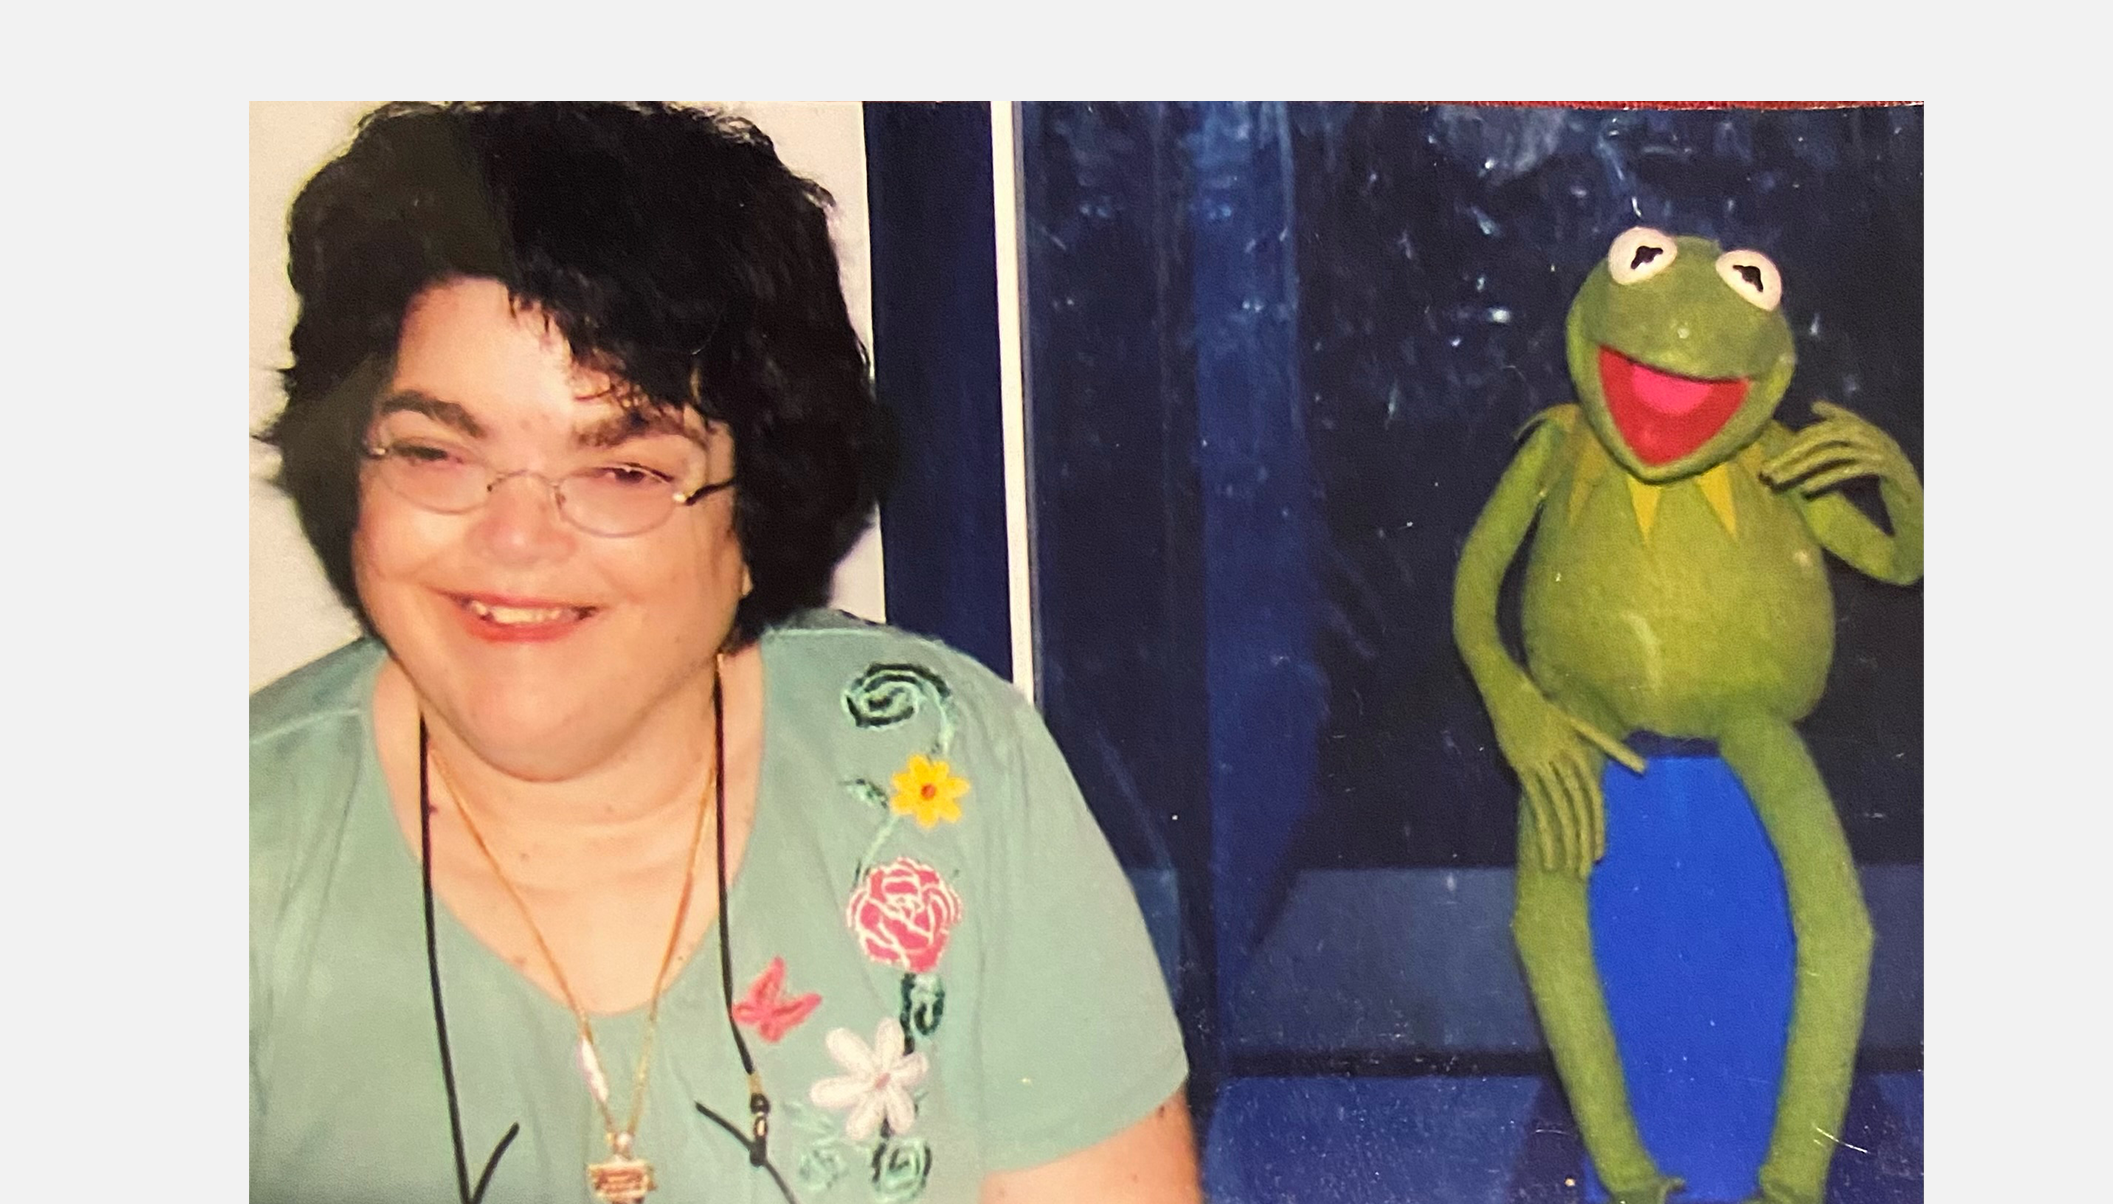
left=470, top=470, right=575, bottom=564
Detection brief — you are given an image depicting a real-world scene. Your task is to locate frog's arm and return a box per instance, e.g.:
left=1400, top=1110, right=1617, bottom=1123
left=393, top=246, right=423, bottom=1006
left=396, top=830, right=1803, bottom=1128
left=1453, top=409, right=1568, bottom=702
left=1759, top=404, right=1923, bottom=586
left=1454, top=407, right=1607, bottom=877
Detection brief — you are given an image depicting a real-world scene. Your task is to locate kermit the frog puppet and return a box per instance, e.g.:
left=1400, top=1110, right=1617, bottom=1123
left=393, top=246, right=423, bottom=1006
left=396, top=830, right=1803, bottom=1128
left=1452, top=226, right=1922, bottom=1204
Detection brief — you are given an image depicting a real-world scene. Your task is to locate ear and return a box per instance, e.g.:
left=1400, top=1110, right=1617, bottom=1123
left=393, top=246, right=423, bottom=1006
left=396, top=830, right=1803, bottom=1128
left=741, top=562, right=754, bottom=599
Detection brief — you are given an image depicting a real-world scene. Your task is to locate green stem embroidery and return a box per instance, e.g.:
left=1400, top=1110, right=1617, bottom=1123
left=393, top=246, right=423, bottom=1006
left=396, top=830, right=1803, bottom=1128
left=851, top=814, right=905, bottom=890
left=899, top=972, right=945, bottom=1044
left=843, top=777, right=890, bottom=812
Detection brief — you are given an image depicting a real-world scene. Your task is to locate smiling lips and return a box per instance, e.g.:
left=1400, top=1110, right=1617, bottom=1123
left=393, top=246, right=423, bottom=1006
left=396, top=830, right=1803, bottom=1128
left=451, top=593, right=598, bottom=642
left=1598, top=346, right=1750, bottom=465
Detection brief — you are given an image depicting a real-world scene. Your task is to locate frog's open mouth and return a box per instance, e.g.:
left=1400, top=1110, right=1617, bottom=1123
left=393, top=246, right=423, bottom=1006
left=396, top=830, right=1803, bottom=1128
left=1599, top=347, right=1749, bottom=465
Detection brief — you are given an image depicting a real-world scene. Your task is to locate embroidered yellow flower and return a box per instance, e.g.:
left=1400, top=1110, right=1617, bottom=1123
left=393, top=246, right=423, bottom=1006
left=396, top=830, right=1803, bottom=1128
left=889, top=754, right=968, bottom=829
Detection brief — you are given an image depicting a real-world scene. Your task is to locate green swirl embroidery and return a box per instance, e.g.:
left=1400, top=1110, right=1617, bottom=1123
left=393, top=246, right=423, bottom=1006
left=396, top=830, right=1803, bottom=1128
left=797, top=1141, right=854, bottom=1195
left=842, top=664, right=956, bottom=757
left=787, top=1092, right=941, bottom=1201
left=786, top=1100, right=856, bottom=1194
left=870, top=1135, right=933, bottom=1204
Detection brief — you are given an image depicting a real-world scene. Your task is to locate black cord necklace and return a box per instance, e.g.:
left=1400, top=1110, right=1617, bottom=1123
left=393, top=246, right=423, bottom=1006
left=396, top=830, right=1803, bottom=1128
left=419, top=728, right=518, bottom=1204
left=419, top=674, right=799, bottom=1204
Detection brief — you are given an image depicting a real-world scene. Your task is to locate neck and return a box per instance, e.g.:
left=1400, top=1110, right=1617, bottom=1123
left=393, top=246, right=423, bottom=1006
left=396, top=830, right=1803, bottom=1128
left=378, top=646, right=759, bottom=890
left=429, top=688, right=718, bottom=828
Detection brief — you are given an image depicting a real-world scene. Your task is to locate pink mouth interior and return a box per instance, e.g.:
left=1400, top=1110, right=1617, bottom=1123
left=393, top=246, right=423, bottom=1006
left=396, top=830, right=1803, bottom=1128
left=1597, top=346, right=1749, bottom=465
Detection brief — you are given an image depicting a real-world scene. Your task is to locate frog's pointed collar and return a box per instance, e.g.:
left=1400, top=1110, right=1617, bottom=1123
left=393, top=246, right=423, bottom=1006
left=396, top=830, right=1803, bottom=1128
left=1623, top=468, right=1738, bottom=543
left=1567, top=430, right=1742, bottom=542
left=1626, top=476, right=1664, bottom=539
left=1694, top=466, right=1737, bottom=537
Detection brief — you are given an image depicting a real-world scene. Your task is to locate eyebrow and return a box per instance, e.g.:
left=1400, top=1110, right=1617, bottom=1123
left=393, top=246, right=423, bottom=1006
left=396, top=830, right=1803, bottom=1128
left=571, top=406, right=710, bottom=451
left=375, top=389, right=709, bottom=453
left=373, top=390, right=487, bottom=439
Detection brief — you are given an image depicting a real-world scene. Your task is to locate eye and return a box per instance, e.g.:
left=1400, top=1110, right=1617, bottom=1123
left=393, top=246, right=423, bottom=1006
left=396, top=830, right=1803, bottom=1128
left=378, top=439, right=473, bottom=470
left=1607, top=227, right=1679, bottom=285
left=1715, top=249, right=1783, bottom=311
left=581, top=463, right=676, bottom=491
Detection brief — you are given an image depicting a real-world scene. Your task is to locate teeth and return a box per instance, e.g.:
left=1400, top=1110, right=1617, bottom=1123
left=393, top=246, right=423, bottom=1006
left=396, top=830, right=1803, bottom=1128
left=465, top=599, right=579, bottom=625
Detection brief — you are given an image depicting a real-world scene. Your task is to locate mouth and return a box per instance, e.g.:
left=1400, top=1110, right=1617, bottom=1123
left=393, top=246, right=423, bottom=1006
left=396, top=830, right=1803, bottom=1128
left=447, top=593, right=600, bottom=642
left=1597, top=346, right=1750, bottom=466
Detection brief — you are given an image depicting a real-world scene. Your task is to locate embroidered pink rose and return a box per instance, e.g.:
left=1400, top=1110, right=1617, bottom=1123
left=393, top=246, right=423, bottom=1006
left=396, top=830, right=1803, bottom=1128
left=846, top=857, right=963, bottom=974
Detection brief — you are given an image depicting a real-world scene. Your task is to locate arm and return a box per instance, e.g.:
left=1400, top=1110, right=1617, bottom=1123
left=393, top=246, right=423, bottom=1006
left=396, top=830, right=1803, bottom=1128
left=1453, top=413, right=1565, bottom=704
left=956, top=656, right=1194, bottom=1197
left=981, top=1089, right=1200, bottom=1204
left=1452, top=412, right=1608, bottom=877
left=1761, top=402, right=1923, bottom=586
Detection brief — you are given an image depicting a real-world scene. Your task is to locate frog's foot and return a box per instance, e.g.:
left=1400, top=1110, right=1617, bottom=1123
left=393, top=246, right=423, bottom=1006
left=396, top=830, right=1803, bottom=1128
left=1606, top=1174, right=1683, bottom=1204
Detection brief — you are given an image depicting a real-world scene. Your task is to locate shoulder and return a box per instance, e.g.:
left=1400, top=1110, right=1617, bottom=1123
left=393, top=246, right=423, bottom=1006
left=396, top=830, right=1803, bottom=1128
left=1754, top=419, right=1799, bottom=457
left=251, top=638, right=386, bottom=747
left=251, top=639, right=386, bottom=815
left=1516, top=403, right=1581, bottom=443
left=1496, top=405, right=1586, bottom=500
left=761, top=609, right=1032, bottom=734
left=251, top=640, right=385, bottom=897
left=764, top=608, right=1006, bottom=679
left=1511, top=406, right=1584, bottom=481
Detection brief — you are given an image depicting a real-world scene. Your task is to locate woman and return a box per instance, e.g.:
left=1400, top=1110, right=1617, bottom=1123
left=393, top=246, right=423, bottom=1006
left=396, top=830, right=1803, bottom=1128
left=251, top=102, right=1197, bottom=1204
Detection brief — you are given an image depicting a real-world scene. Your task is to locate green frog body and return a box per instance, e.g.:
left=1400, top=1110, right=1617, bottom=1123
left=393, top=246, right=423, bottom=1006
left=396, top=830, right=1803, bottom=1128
left=1453, top=227, right=1922, bottom=1204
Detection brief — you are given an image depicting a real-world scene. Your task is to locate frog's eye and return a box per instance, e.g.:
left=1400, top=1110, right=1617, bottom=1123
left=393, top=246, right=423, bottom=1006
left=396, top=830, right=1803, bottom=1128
left=1607, top=227, right=1679, bottom=285
left=1715, top=249, right=1783, bottom=311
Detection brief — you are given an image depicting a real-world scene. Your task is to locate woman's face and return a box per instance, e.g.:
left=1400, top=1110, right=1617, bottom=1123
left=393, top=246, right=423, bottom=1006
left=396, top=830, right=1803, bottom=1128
left=352, top=277, right=747, bottom=778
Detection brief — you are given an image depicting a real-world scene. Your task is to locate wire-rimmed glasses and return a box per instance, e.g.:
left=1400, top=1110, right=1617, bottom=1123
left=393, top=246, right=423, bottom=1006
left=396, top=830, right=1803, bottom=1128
left=363, top=439, right=736, bottom=537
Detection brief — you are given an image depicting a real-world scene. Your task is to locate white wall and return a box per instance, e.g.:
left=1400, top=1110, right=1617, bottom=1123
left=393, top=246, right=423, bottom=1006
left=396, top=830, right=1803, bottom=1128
left=248, top=101, right=886, bottom=690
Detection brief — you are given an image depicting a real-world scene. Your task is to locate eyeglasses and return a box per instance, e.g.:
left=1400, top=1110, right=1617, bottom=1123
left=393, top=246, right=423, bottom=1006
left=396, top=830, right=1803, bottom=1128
left=363, top=439, right=735, bottom=537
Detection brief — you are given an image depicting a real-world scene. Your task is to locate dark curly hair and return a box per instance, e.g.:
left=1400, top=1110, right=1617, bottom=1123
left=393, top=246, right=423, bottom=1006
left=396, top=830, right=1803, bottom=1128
left=259, top=101, right=892, bottom=646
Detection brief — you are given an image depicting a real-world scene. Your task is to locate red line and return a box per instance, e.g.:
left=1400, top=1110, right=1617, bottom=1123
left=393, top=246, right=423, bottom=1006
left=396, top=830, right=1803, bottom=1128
left=1411, top=100, right=1920, bottom=110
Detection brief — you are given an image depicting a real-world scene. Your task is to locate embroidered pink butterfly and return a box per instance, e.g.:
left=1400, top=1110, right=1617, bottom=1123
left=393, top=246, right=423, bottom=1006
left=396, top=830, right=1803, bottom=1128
left=731, top=956, right=822, bottom=1043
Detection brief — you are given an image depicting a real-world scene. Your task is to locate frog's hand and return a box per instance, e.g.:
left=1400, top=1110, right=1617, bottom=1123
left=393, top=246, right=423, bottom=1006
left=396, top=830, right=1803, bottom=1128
left=1498, top=691, right=1610, bottom=878
left=1525, top=702, right=1644, bottom=871
left=1760, top=403, right=1923, bottom=585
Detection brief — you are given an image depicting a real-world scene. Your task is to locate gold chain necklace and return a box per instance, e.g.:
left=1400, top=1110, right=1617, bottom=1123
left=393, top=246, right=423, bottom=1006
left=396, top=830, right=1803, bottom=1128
left=424, top=693, right=717, bottom=1204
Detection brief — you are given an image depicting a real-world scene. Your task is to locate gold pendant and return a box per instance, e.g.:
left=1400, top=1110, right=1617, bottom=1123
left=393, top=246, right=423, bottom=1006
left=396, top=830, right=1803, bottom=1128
left=587, top=1152, right=654, bottom=1204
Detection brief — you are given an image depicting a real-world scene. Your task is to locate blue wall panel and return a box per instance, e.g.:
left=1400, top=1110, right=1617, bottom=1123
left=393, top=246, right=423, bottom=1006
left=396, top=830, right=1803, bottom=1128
left=1018, top=102, right=1219, bottom=1085
left=1187, top=103, right=1325, bottom=1022
left=863, top=102, right=1012, bottom=680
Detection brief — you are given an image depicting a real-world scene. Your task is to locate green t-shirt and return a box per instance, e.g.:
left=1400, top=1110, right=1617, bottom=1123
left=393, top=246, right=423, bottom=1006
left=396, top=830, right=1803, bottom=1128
left=251, top=611, right=1186, bottom=1204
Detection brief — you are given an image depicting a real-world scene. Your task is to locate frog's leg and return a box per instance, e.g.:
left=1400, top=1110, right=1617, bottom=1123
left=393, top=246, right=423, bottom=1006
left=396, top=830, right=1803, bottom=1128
left=1514, top=790, right=1680, bottom=1204
left=1717, top=715, right=1874, bottom=1204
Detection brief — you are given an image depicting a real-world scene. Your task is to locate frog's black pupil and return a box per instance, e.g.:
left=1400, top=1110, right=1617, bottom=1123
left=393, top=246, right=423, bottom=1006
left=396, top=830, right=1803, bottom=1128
left=1735, top=264, right=1765, bottom=292
left=1630, top=245, right=1663, bottom=270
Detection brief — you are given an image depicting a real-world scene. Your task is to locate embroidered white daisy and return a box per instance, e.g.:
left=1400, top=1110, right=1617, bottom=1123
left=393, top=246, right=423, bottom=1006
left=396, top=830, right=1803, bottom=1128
left=807, top=1017, right=930, bottom=1141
